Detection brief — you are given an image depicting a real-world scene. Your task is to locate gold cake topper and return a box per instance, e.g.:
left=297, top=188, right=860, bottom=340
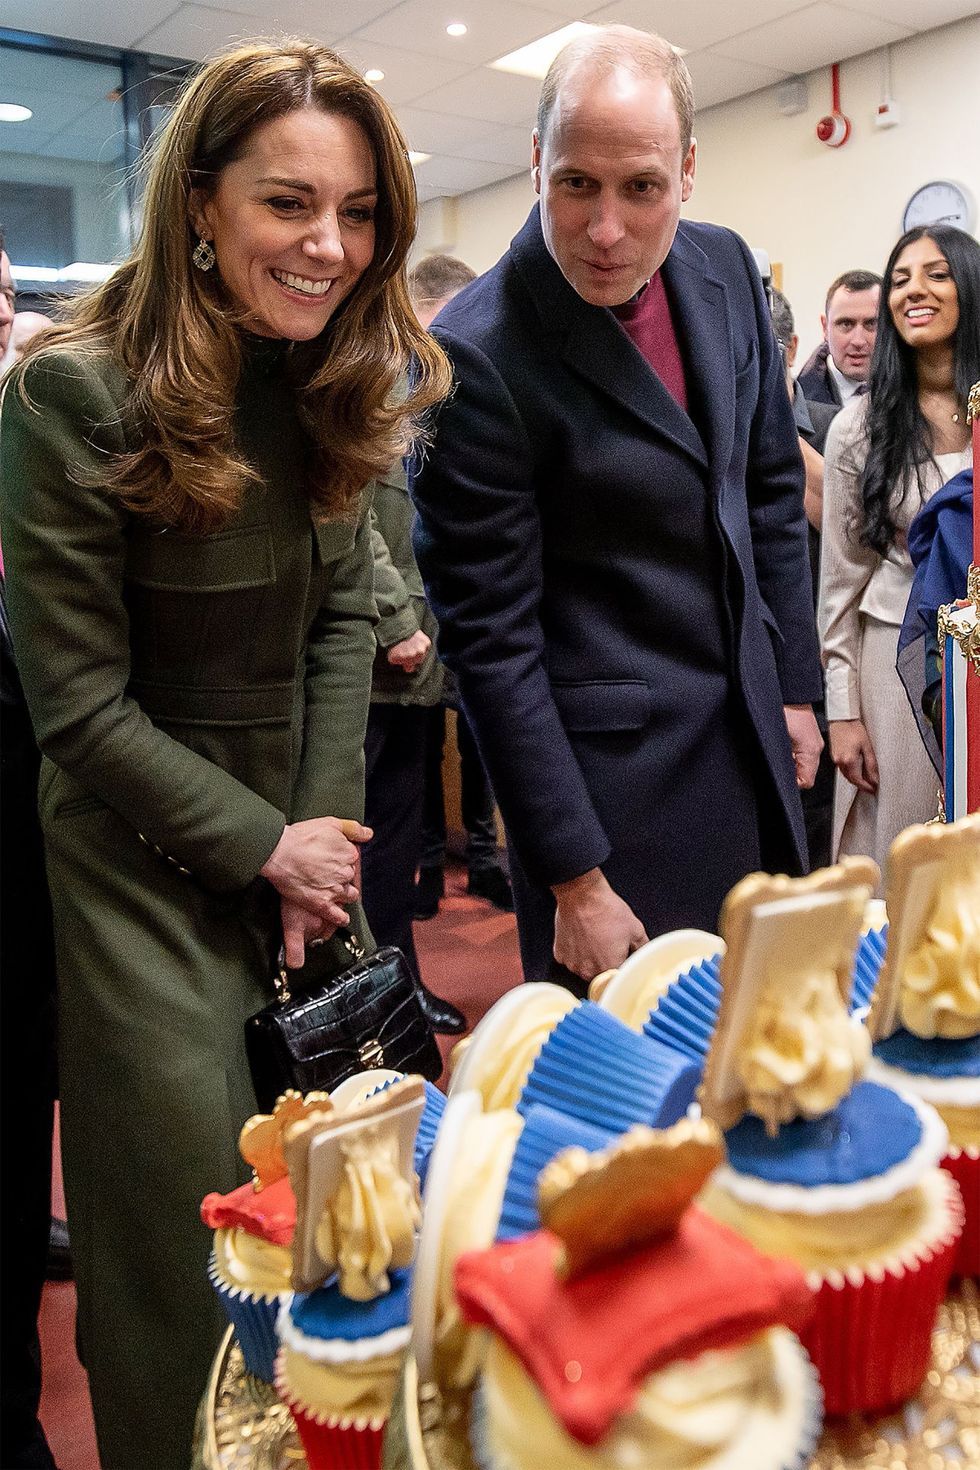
left=238, top=1090, right=334, bottom=1191
left=283, top=1076, right=425, bottom=1296
left=537, top=1118, right=724, bottom=1279
left=869, top=813, right=980, bottom=1043
left=699, top=860, right=879, bottom=1133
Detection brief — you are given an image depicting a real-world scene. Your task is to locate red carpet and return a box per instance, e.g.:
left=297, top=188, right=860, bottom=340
left=36, top=861, right=521, bottom=1469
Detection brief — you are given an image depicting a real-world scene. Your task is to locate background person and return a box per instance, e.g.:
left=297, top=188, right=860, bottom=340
left=819, top=224, right=978, bottom=873
left=409, top=255, right=515, bottom=922
left=0, top=231, right=61, bottom=1470
left=0, top=41, right=449, bottom=1470
left=797, top=268, right=881, bottom=407
left=412, top=26, right=822, bottom=993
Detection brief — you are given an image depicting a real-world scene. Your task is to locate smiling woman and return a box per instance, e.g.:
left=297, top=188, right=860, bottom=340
left=0, top=37, right=451, bottom=1470
left=818, top=223, right=980, bottom=875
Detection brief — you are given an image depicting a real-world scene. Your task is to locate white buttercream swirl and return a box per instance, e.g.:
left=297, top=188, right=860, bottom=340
left=315, top=1132, right=420, bottom=1301
left=899, top=860, right=980, bottom=1040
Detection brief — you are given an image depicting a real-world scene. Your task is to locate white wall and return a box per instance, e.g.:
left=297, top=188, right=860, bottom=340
left=415, top=13, right=980, bottom=361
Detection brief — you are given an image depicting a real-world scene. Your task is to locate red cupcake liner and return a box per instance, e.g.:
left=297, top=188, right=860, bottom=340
left=800, top=1205, right=961, bottom=1416
left=942, top=1148, right=979, bottom=1279
left=290, top=1409, right=385, bottom=1470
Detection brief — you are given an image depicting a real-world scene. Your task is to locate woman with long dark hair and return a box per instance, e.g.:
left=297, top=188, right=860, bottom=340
left=0, top=40, right=450, bottom=1469
left=819, top=224, right=980, bottom=871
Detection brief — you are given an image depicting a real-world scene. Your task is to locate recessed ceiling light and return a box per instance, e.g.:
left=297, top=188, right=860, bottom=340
left=490, top=23, right=598, bottom=79
left=446, top=22, right=467, bottom=37
left=364, top=68, right=385, bottom=83
left=0, top=103, right=33, bottom=123
left=409, top=152, right=431, bottom=167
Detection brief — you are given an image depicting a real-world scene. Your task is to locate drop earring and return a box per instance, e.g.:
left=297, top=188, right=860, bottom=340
left=192, top=237, right=216, bottom=272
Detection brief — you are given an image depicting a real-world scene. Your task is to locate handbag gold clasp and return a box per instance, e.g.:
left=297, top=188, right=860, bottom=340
left=358, top=1038, right=384, bottom=1068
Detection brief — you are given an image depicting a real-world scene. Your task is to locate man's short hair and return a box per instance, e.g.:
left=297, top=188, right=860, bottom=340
left=537, top=26, right=695, bottom=158
left=408, top=254, right=476, bottom=306
left=824, top=270, right=882, bottom=315
left=770, top=288, right=794, bottom=346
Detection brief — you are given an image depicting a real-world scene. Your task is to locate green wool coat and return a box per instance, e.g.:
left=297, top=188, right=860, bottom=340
left=0, top=340, right=377, bottom=1470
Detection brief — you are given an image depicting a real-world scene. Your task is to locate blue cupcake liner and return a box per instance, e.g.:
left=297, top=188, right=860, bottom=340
left=642, top=955, right=722, bottom=1065
left=208, top=1255, right=288, bottom=1383
left=517, top=1002, right=699, bottom=1134
left=495, top=1105, right=618, bottom=1241
left=369, top=1076, right=447, bottom=1188
left=850, top=924, right=887, bottom=1015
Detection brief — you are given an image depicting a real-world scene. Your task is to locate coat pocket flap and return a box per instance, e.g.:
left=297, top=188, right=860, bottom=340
left=550, top=679, right=652, bottom=732
left=126, top=525, right=275, bottom=592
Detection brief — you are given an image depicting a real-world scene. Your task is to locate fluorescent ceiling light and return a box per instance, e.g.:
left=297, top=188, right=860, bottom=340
left=446, top=23, right=467, bottom=37
left=409, top=152, right=431, bottom=167
left=365, top=68, right=385, bottom=83
left=0, top=103, right=33, bottom=122
left=11, top=262, right=114, bottom=283
left=490, top=23, right=598, bottom=79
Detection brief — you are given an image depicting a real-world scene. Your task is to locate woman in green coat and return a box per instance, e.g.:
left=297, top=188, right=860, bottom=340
left=0, top=40, right=450, bottom=1470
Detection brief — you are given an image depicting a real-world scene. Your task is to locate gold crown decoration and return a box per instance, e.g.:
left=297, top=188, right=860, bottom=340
left=699, top=859, right=879, bottom=1133
left=238, top=1089, right=334, bottom=1191
left=283, top=1075, right=425, bottom=1295
left=869, top=813, right=980, bottom=1043
left=967, top=379, right=979, bottom=423
left=537, top=1117, right=724, bottom=1280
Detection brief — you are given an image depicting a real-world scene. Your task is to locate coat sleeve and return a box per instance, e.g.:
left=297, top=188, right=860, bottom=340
left=370, top=503, right=421, bottom=650
left=818, top=401, right=877, bottom=722
left=736, top=235, right=824, bottom=706
left=291, top=500, right=377, bottom=824
left=411, top=331, right=612, bottom=887
left=0, top=353, right=286, bottom=890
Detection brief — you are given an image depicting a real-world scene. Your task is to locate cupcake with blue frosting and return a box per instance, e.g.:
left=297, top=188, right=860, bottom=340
left=863, top=814, right=980, bottom=1278
left=696, top=859, right=963, bottom=1415
left=276, top=1078, right=426, bottom=1470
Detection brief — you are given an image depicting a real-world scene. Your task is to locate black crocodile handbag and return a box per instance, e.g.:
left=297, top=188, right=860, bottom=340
left=244, top=933, right=443, bottom=1112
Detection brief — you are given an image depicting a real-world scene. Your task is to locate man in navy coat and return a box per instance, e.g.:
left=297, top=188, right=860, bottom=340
left=411, top=26, right=824, bottom=991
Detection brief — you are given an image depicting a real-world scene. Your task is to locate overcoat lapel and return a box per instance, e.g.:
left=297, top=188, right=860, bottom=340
left=511, top=208, right=711, bottom=470
left=661, top=229, right=737, bottom=491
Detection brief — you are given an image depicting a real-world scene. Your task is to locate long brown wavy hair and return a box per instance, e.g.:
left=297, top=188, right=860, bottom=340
left=18, top=39, right=452, bottom=531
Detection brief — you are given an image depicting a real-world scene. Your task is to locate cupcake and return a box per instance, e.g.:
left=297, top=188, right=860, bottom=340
left=332, top=1068, right=448, bottom=1192
left=863, top=814, right=980, bottom=1278
left=276, top=1077, right=427, bottom=1468
left=590, top=928, right=723, bottom=1031
left=448, top=983, right=578, bottom=1110
left=516, top=1001, right=700, bottom=1134
left=201, top=1089, right=333, bottom=1381
left=455, top=1120, right=821, bottom=1470
left=696, top=859, right=964, bottom=1414
left=495, top=1104, right=618, bottom=1241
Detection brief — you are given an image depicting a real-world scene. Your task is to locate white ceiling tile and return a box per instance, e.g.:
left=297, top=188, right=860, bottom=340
left=710, top=3, right=915, bottom=71
left=448, top=122, right=534, bottom=167
left=190, top=0, right=394, bottom=21
left=134, top=6, right=285, bottom=59
left=395, top=104, right=510, bottom=152
left=582, top=0, right=812, bottom=53
left=352, top=0, right=582, bottom=68
left=0, top=0, right=178, bottom=50
left=413, top=153, right=518, bottom=191
left=0, top=125, right=59, bottom=156
left=0, top=49, right=123, bottom=100
left=828, top=0, right=979, bottom=30
left=410, top=64, right=541, bottom=124
left=684, top=50, right=791, bottom=110
left=332, top=38, right=473, bottom=103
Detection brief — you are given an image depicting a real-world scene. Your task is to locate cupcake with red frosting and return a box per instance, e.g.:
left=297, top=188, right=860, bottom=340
left=201, top=1090, right=332, bottom=1381
left=455, top=1118, right=821, bottom=1470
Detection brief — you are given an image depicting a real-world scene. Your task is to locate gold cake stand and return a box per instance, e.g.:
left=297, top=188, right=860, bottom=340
left=199, top=1282, right=979, bottom=1470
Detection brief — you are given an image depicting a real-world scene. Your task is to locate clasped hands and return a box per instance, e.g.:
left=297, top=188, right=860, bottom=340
left=260, top=816, right=373, bottom=969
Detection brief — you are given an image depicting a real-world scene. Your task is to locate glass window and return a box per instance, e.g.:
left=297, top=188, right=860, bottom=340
left=0, top=43, right=130, bottom=289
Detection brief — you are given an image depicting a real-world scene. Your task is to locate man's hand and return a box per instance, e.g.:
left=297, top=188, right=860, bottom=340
left=260, top=816, right=371, bottom=935
left=783, top=704, right=823, bottom=789
left=829, top=718, right=879, bottom=794
left=386, top=630, right=431, bottom=674
left=551, top=868, right=648, bottom=982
